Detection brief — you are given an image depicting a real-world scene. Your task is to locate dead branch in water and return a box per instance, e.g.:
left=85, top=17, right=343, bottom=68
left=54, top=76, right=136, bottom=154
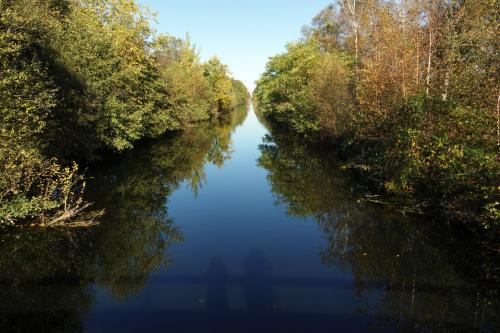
left=45, top=206, right=104, bottom=228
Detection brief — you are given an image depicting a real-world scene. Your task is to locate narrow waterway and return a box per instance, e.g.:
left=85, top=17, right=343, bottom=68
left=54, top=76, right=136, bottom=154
left=0, top=105, right=497, bottom=333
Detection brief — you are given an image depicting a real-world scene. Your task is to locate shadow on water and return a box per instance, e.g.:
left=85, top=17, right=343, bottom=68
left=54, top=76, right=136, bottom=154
left=243, top=249, right=274, bottom=313
left=160, top=250, right=359, bottom=333
left=204, top=250, right=275, bottom=315
left=204, top=250, right=275, bottom=331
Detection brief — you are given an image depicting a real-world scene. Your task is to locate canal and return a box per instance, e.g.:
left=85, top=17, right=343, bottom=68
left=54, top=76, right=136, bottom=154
left=0, top=105, right=497, bottom=332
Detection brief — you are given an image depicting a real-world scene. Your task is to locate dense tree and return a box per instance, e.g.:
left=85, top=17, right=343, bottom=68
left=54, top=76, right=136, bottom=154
left=231, top=79, right=251, bottom=108
left=0, top=0, right=249, bottom=226
left=255, top=41, right=323, bottom=135
left=0, top=0, right=88, bottom=226
left=203, top=57, right=234, bottom=114
left=255, top=0, right=499, bottom=226
left=153, top=34, right=212, bottom=124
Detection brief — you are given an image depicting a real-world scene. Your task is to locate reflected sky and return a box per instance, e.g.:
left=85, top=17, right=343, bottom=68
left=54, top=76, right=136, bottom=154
left=84, top=106, right=365, bottom=333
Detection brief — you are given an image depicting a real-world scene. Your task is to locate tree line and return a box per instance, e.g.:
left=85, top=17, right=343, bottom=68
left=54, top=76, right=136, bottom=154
left=254, top=0, right=499, bottom=227
left=0, top=0, right=249, bottom=226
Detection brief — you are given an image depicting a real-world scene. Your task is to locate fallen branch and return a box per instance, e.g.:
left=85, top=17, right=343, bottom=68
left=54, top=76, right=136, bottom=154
left=44, top=204, right=104, bottom=228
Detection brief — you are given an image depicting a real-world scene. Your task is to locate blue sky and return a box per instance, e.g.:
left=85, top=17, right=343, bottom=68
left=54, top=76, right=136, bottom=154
left=137, top=0, right=332, bottom=91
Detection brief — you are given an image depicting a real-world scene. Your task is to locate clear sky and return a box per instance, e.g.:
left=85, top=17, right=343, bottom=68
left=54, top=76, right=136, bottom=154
left=136, top=0, right=332, bottom=91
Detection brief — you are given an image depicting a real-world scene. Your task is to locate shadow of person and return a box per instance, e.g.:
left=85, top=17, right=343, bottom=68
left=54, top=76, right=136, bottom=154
left=205, top=257, right=229, bottom=314
left=243, top=249, right=275, bottom=314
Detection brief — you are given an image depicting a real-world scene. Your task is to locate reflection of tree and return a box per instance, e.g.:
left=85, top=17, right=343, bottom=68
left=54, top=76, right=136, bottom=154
left=207, top=105, right=247, bottom=167
left=0, top=105, right=248, bottom=332
left=86, top=129, right=210, bottom=298
left=0, top=229, right=94, bottom=333
left=86, top=104, right=248, bottom=298
left=258, top=125, right=499, bottom=332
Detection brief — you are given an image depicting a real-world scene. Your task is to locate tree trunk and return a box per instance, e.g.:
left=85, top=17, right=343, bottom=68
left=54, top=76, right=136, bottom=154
left=442, top=70, right=449, bottom=101
left=426, top=1, right=433, bottom=96
left=355, top=29, right=358, bottom=76
left=416, top=27, right=420, bottom=87
left=426, top=29, right=433, bottom=96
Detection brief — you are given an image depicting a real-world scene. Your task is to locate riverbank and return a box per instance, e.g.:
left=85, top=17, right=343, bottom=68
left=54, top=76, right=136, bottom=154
left=255, top=102, right=499, bottom=251
left=253, top=1, right=499, bottom=230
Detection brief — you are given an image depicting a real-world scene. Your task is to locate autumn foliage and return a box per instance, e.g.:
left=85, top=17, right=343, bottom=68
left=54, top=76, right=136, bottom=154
left=255, top=0, right=499, bottom=226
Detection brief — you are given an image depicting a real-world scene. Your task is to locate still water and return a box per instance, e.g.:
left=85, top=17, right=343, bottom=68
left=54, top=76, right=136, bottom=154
left=0, top=105, right=498, bottom=333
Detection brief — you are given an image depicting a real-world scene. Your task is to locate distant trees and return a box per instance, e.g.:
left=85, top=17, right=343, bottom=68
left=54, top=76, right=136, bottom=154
left=231, top=79, right=251, bottom=108
left=256, top=41, right=324, bottom=135
left=0, top=0, right=249, bottom=226
left=203, top=57, right=233, bottom=113
left=255, top=0, right=499, bottom=225
left=153, top=34, right=212, bottom=125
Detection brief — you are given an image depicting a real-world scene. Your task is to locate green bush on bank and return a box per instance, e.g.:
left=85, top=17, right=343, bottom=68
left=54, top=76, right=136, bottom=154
left=341, top=96, right=499, bottom=225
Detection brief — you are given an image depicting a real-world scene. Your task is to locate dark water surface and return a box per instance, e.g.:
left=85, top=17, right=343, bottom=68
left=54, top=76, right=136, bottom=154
left=1, top=105, right=498, bottom=333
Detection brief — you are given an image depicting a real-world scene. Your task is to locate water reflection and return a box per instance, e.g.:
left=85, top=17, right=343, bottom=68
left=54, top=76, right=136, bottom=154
left=0, top=106, right=248, bottom=333
left=243, top=249, right=274, bottom=313
left=257, top=124, right=499, bottom=332
left=86, top=106, right=247, bottom=298
left=1, top=104, right=497, bottom=333
left=0, top=229, right=94, bottom=333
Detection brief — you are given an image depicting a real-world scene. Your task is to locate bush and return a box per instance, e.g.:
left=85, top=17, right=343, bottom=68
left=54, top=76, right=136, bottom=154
left=0, top=149, right=88, bottom=226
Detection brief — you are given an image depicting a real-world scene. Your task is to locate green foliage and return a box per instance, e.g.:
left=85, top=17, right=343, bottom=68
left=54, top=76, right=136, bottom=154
left=203, top=57, right=234, bottom=114
left=230, top=79, right=250, bottom=108
left=345, top=96, right=499, bottom=224
left=0, top=0, right=247, bottom=226
left=153, top=34, right=211, bottom=125
left=255, top=41, right=322, bottom=135
left=46, top=0, right=170, bottom=153
left=0, top=0, right=57, bottom=149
